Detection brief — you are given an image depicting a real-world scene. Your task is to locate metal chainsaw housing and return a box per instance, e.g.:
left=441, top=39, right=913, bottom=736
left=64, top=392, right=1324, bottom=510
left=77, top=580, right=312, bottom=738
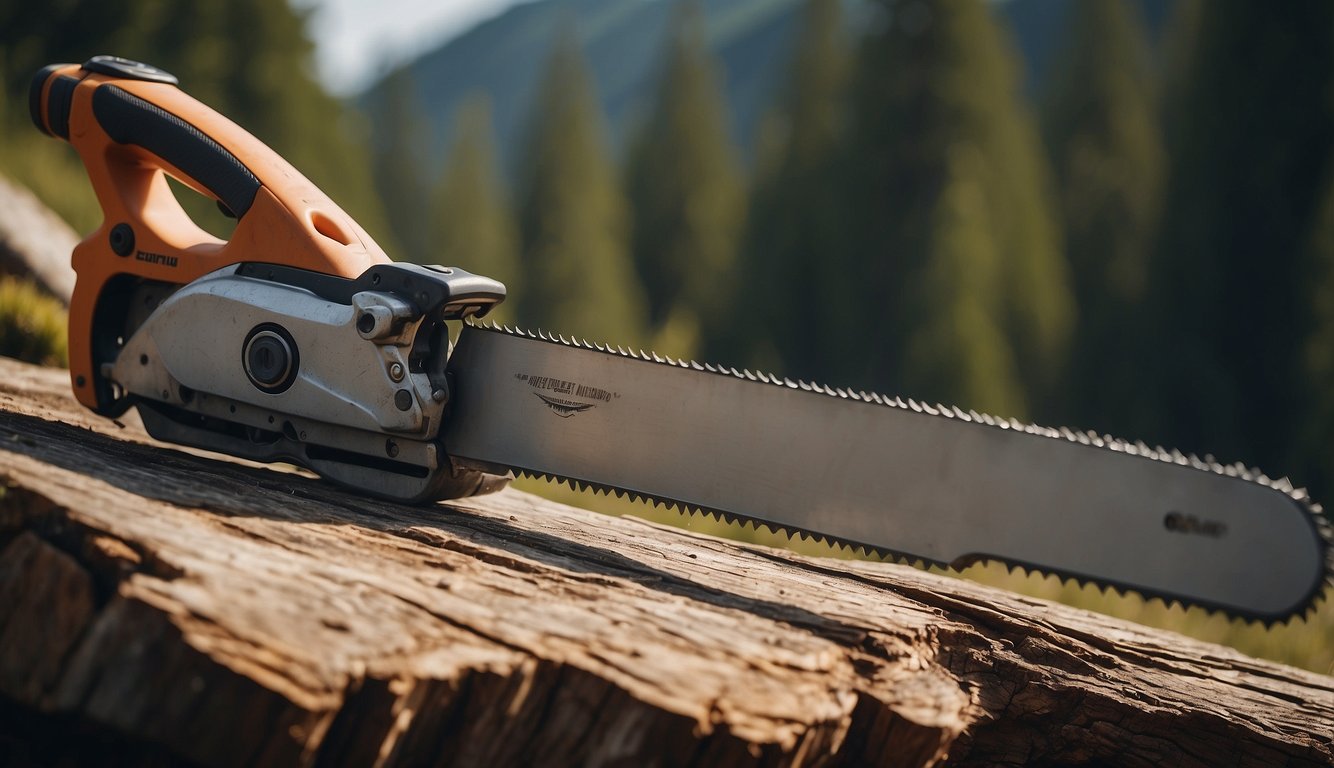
left=106, top=262, right=507, bottom=502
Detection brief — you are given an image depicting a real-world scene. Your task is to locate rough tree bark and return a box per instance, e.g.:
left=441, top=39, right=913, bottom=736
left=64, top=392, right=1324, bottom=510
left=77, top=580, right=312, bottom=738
left=0, top=355, right=1330, bottom=767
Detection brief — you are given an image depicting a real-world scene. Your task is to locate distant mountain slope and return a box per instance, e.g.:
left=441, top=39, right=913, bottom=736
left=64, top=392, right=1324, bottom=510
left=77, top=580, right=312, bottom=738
left=364, top=0, right=805, bottom=176
left=363, top=0, right=1172, bottom=177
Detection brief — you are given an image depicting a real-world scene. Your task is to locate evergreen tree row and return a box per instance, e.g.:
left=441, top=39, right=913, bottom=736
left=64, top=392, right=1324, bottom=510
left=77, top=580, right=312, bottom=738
left=394, top=0, right=1333, bottom=498
left=385, top=0, right=1075, bottom=418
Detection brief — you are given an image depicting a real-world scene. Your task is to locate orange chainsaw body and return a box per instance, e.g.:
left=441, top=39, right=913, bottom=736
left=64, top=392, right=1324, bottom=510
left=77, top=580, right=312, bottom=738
left=30, top=57, right=388, bottom=413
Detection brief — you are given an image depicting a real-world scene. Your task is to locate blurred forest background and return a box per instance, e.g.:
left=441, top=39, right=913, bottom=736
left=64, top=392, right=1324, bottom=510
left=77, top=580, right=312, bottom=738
left=1, top=0, right=1332, bottom=673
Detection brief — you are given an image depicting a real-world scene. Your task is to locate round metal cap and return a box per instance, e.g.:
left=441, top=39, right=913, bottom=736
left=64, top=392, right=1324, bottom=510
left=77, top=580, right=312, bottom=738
left=243, top=325, right=298, bottom=393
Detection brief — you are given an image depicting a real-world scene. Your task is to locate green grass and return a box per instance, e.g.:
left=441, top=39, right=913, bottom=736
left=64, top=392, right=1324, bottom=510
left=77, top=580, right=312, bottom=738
left=957, top=560, right=1333, bottom=674
left=514, top=476, right=1333, bottom=675
left=0, top=276, right=68, bottom=368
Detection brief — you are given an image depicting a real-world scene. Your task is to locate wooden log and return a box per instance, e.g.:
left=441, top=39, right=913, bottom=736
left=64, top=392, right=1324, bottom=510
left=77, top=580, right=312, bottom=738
left=0, top=174, right=77, bottom=304
left=0, top=354, right=1329, bottom=767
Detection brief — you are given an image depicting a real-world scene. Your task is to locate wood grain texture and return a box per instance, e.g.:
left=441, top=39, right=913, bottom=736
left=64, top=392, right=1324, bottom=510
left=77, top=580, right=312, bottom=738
left=0, top=355, right=1330, bottom=767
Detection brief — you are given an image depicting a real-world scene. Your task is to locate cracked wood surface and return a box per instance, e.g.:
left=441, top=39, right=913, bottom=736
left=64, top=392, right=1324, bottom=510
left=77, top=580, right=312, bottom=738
left=0, top=355, right=1330, bottom=767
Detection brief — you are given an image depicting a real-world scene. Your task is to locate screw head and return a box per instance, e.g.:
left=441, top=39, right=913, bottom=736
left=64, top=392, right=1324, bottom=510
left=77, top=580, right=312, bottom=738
left=109, top=223, right=135, bottom=257
left=388, top=362, right=405, bottom=382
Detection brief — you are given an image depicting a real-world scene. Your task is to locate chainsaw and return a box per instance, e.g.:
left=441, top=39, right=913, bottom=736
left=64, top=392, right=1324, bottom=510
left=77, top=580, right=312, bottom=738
left=29, top=56, right=1332, bottom=624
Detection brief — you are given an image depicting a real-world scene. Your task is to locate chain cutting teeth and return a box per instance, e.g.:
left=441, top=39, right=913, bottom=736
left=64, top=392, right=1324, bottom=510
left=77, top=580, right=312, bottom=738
left=477, top=322, right=1334, bottom=625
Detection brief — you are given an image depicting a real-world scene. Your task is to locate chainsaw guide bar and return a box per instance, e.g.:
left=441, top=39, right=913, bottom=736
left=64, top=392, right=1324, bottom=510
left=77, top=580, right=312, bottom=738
left=444, top=323, right=1333, bottom=625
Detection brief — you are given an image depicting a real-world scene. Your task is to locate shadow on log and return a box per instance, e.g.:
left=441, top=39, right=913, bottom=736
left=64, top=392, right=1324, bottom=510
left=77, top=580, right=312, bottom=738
left=0, top=356, right=1330, bottom=767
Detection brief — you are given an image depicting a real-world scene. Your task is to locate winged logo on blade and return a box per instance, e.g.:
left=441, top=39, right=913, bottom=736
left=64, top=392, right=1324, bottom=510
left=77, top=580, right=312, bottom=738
left=534, top=393, right=597, bottom=418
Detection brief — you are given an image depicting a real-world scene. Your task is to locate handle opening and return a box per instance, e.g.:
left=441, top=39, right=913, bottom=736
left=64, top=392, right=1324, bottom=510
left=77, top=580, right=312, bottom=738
left=310, top=210, right=354, bottom=246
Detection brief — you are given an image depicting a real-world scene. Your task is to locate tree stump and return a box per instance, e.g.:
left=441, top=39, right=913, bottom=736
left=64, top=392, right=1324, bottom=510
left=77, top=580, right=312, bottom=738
left=0, top=355, right=1330, bottom=767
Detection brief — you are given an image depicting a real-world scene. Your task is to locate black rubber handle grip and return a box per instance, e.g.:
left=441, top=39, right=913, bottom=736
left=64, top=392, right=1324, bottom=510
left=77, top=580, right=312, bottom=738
left=90, top=84, right=261, bottom=218
left=29, top=64, right=76, bottom=139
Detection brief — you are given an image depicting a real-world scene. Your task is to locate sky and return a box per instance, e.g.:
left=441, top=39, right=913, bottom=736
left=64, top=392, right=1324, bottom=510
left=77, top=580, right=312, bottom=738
left=293, top=0, right=528, bottom=96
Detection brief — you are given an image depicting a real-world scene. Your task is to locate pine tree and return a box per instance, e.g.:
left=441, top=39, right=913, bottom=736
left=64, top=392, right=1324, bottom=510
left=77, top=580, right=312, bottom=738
left=432, top=96, right=519, bottom=320
left=844, top=0, right=1074, bottom=417
left=0, top=0, right=394, bottom=252
left=0, top=58, right=7, bottom=129
left=1158, top=0, right=1203, bottom=146
left=217, top=0, right=394, bottom=252
left=369, top=66, right=434, bottom=263
left=139, top=0, right=396, bottom=249
left=902, top=149, right=1025, bottom=416
left=1297, top=166, right=1334, bottom=500
left=1150, top=3, right=1334, bottom=471
left=974, top=18, right=1073, bottom=414
left=727, top=0, right=853, bottom=380
left=1042, top=0, right=1164, bottom=433
left=624, top=0, right=744, bottom=351
left=514, top=28, right=646, bottom=344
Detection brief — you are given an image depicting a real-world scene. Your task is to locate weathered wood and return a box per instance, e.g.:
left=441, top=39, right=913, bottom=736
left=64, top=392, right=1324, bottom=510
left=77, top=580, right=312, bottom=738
left=0, top=354, right=1329, bottom=767
left=0, top=174, right=77, bottom=303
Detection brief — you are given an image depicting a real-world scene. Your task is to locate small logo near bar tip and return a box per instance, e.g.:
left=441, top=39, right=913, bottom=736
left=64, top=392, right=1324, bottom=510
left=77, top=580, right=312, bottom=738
left=534, top=392, right=596, bottom=418
left=1163, top=511, right=1228, bottom=538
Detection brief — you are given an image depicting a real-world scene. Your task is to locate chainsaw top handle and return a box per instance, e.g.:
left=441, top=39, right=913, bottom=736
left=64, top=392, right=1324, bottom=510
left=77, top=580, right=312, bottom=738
left=30, top=56, right=390, bottom=413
